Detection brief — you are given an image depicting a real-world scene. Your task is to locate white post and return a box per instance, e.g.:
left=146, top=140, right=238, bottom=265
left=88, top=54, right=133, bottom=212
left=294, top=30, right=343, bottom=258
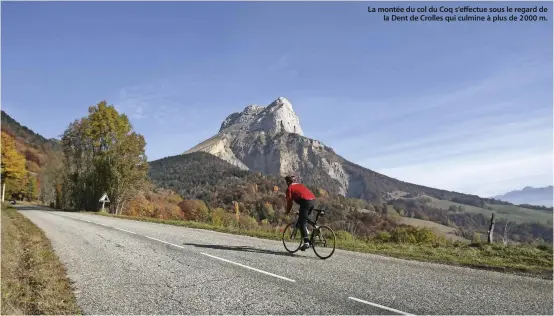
left=2, top=183, right=5, bottom=202
left=102, top=200, right=106, bottom=212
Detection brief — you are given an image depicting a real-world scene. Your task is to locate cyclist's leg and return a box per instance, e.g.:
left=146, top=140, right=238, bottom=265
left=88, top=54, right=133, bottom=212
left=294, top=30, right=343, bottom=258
left=307, top=200, right=315, bottom=222
left=298, top=200, right=310, bottom=243
left=298, top=199, right=315, bottom=249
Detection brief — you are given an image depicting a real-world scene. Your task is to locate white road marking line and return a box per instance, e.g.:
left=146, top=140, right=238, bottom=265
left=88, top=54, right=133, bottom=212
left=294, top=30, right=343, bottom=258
left=46, top=212, right=297, bottom=283
left=113, top=227, right=137, bottom=235
left=53, top=213, right=139, bottom=235
left=52, top=214, right=184, bottom=249
left=144, top=235, right=184, bottom=249
left=200, top=252, right=296, bottom=283
left=348, top=297, right=414, bottom=315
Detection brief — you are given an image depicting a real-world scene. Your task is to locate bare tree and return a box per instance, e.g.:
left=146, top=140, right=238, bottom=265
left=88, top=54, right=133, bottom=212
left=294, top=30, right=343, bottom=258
left=487, top=213, right=495, bottom=244
left=503, top=221, right=511, bottom=245
left=350, top=221, right=362, bottom=240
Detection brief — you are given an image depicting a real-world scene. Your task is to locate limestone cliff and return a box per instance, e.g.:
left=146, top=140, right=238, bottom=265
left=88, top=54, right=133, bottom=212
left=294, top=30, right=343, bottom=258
left=185, top=97, right=354, bottom=196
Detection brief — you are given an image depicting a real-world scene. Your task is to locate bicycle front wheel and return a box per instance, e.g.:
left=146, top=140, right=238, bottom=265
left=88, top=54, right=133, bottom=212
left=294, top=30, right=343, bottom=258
left=282, top=222, right=302, bottom=253
left=312, top=225, right=336, bottom=259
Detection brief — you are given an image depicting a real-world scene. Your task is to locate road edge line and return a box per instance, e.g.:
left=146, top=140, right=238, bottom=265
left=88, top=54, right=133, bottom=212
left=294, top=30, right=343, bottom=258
left=348, top=296, right=414, bottom=315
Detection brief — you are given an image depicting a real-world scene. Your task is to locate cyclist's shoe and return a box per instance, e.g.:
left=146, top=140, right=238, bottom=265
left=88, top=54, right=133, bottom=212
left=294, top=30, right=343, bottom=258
left=300, top=242, right=310, bottom=251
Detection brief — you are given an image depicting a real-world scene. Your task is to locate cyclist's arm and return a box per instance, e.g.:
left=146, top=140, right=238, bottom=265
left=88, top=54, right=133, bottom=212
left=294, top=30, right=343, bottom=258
left=286, top=199, right=293, bottom=213
left=285, top=187, right=293, bottom=214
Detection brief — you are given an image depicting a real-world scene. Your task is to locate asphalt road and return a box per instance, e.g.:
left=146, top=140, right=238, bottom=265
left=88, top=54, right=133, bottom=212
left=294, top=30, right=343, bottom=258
left=16, top=206, right=553, bottom=315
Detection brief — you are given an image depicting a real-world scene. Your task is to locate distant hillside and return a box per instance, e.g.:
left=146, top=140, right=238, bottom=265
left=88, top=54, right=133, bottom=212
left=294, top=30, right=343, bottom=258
left=1, top=111, right=61, bottom=151
left=493, top=186, right=553, bottom=208
left=149, top=152, right=553, bottom=244
left=149, top=152, right=276, bottom=204
left=1, top=110, right=62, bottom=174
left=150, top=151, right=343, bottom=210
left=149, top=152, right=401, bottom=236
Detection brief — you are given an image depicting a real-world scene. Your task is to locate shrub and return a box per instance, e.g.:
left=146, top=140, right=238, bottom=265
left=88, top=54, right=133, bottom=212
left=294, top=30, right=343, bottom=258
left=376, top=231, right=391, bottom=242
left=222, top=212, right=239, bottom=228
left=239, top=215, right=259, bottom=230
left=413, top=228, right=437, bottom=244
left=472, top=232, right=482, bottom=244
left=335, top=230, right=355, bottom=241
left=178, top=200, right=210, bottom=222
left=389, top=226, right=441, bottom=244
left=537, top=244, right=553, bottom=252
left=210, top=208, right=226, bottom=227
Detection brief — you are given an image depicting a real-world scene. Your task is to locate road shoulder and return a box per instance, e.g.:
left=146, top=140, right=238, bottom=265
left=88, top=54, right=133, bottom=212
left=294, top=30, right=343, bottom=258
left=1, top=203, right=81, bottom=315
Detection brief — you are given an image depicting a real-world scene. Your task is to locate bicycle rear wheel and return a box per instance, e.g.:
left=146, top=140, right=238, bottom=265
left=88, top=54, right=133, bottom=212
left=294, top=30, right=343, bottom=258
left=311, top=225, right=336, bottom=259
left=282, top=222, right=302, bottom=253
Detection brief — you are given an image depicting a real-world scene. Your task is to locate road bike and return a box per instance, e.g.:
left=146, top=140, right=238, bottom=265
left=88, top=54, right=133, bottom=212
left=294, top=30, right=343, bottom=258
left=281, top=208, right=336, bottom=259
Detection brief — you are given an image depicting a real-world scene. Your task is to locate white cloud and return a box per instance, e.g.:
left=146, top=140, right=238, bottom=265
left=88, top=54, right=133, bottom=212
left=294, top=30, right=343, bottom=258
left=110, top=79, right=233, bottom=160
left=364, top=115, right=551, bottom=162
left=269, top=53, right=290, bottom=72
left=357, top=117, right=552, bottom=197
left=114, top=82, right=177, bottom=121
left=314, top=58, right=553, bottom=196
left=269, top=53, right=299, bottom=79
left=374, top=148, right=552, bottom=197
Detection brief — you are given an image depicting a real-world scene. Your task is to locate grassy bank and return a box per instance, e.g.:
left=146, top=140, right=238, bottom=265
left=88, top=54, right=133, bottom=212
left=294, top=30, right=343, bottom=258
left=1, top=203, right=81, bottom=315
left=88, top=212, right=553, bottom=279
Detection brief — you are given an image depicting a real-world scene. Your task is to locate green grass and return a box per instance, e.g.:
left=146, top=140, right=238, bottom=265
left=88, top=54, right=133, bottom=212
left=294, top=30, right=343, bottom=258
left=1, top=203, right=81, bottom=315
left=86, top=211, right=553, bottom=279
left=416, top=195, right=553, bottom=225
left=398, top=217, right=469, bottom=242
left=486, top=203, right=553, bottom=224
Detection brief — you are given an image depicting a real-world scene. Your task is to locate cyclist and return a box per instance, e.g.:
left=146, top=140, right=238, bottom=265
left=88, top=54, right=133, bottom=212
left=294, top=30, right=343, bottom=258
left=284, top=175, right=316, bottom=251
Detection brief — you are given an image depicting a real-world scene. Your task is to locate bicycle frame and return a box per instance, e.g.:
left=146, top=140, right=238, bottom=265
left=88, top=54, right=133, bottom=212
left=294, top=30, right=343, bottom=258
left=288, top=209, right=325, bottom=242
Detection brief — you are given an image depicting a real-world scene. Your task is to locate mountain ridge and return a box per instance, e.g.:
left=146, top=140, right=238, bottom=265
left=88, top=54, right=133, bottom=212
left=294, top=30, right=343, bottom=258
left=1, top=110, right=62, bottom=174
left=1, top=110, right=61, bottom=150
left=183, top=97, right=513, bottom=206
left=492, top=186, right=553, bottom=208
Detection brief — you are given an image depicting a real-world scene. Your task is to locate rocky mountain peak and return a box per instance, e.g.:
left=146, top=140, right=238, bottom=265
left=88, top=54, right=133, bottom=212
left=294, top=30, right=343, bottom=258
left=218, top=97, right=303, bottom=136
left=187, top=96, right=346, bottom=192
left=268, top=96, right=293, bottom=109
left=244, top=104, right=264, bottom=113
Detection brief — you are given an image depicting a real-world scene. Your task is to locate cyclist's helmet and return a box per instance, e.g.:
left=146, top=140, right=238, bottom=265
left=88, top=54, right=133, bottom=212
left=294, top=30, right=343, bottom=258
left=284, top=175, right=297, bottom=185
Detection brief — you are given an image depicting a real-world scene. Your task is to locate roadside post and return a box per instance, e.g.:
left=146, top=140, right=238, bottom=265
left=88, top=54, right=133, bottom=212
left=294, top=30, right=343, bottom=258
left=99, top=193, right=110, bottom=212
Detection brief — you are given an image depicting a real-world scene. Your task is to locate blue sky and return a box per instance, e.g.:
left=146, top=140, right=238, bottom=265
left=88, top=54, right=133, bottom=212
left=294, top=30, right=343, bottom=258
left=2, top=1, right=552, bottom=197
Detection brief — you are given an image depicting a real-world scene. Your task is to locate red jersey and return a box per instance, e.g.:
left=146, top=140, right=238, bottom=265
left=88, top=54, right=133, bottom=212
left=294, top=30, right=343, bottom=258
left=286, top=183, right=316, bottom=203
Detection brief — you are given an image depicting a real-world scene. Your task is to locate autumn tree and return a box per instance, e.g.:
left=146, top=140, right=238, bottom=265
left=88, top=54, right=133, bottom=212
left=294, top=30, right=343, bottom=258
left=26, top=176, right=38, bottom=201
left=38, top=154, right=64, bottom=207
left=61, top=101, right=148, bottom=212
left=178, top=200, right=210, bottom=221
left=1, top=131, right=27, bottom=200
